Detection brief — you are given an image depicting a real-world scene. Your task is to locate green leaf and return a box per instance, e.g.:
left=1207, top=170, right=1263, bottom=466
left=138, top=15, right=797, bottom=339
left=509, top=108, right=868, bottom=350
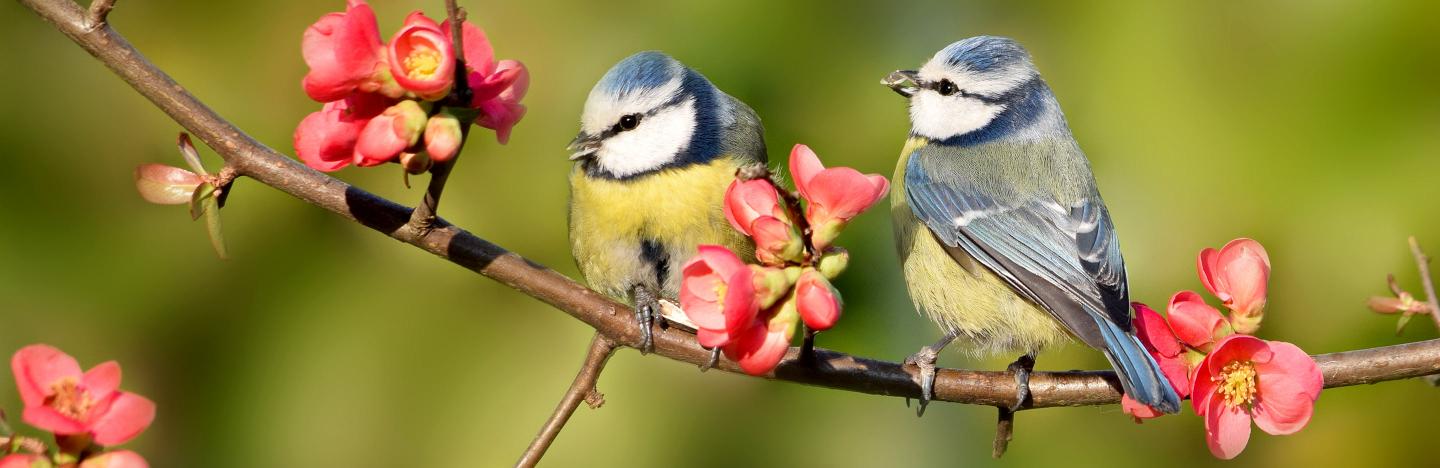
left=203, top=196, right=227, bottom=260
left=177, top=133, right=209, bottom=176
left=189, top=182, right=215, bottom=220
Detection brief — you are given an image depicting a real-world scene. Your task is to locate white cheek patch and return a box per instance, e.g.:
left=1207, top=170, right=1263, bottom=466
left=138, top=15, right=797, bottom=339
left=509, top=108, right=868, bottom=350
left=595, top=98, right=697, bottom=177
left=909, top=91, right=1005, bottom=141
left=580, top=77, right=684, bottom=136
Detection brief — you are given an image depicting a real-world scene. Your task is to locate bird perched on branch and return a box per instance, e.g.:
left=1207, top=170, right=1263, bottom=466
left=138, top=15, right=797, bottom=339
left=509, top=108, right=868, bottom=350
left=568, top=51, right=767, bottom=353
left=883, top=36, right=1181, bottom=415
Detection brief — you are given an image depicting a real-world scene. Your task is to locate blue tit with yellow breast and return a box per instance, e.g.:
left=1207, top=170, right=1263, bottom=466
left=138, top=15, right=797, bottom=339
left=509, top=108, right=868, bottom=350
left=882, top=36, right=1181, bottom=415
left=568, top=51, right=767, bottom=353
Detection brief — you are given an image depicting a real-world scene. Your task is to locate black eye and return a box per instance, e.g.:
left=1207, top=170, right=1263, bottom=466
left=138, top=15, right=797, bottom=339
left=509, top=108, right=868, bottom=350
left=618, top=114, right=641, bottom=131
left=936, top=79, right=958, bottom=96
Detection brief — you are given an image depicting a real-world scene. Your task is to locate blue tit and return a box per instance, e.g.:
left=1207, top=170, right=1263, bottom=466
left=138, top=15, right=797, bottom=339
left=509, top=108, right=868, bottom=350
left=568, top=51, right=767, bottom=353
left=882, top=36, right=1181, bottom=414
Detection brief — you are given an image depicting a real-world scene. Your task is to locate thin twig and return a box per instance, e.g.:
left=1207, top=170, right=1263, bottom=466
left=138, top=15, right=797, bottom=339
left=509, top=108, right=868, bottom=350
left=1409, top=236, right=1440, bottom=330
left=84, top=0, right=114, bottom=31
left=518, top=333, right=617, bottom=468
left=17, top=0, right=1440, bottom=416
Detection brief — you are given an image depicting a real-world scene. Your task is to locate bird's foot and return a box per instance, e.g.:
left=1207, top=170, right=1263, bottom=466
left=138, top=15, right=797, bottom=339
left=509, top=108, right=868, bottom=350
left=903, top=346, right=940, bottom=417
left=630, top=287, right=660, bottom=354
left=1006, top=354, right=1036, bottom=412
left=699, top=346, right=721, bottom=372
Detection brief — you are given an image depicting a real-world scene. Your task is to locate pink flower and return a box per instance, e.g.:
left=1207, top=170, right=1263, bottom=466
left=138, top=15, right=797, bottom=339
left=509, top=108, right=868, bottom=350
left=1168, top=291, right=1234, bottom=351
left=11, top=345, right=155, bottom=446
left=795, top=268, right=842, bottom=331
left=294, top=92, right=391, bottom=172
left=438, top=19, right=528, bottom=144
left=788, top=144, right=889, bottom=250
left=353, top=100, right=427, bottom=167
left=0, top=454, right=51, bottom=468
left=301, top=0, right=386, bottom=103
left=725, top=310, right=796, bottom=376
left=473, top=60, right=529, bottom=144
left=387, top=12, right=454, bottom=100
left=723, top=179, right=804, bottom=265
left=79, top=451, right=148, bottom=468
left=424, top=112, right=463, bottom=163
left=1191, top=335, right=1322, bottom=459
left=679, top=245, right=760, bottom=349
left=1122, top=302, right=1200, bottom=422
left=1198, top=238, right=1271, bottom=333
left=723, top=179, right=787, bottom=235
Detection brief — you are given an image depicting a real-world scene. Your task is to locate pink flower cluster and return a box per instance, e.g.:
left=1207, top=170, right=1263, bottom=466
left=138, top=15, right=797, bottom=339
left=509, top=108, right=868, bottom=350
left=1122, top=239, right=1322, bottom=460
left=680, top=145, right=888, bottom=375
left=295, top=0, right=528, bottom=173
left=2, top=345, right=154, bottom=468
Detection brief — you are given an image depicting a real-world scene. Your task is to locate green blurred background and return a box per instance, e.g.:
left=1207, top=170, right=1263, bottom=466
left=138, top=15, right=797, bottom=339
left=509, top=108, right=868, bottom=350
left=2, top=0, right=1438, bottom=466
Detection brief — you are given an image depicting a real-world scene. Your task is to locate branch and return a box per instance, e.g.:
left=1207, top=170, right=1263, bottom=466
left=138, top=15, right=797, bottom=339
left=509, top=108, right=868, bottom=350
left=1410, top=236, right=1440, bottom=330
left=18, top=0, right=1440, bottom=416
left=518, top=333, right=617, bottom=468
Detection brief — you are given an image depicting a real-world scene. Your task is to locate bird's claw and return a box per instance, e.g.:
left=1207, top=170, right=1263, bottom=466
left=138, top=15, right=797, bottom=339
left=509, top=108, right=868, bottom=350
left=904, top=346, right=940, bottom=417
left=699, top=346, right=721, bottom=372
left=634, top=301, right=655, bottom=354
left=1006, top=354, right=1036, bottom=413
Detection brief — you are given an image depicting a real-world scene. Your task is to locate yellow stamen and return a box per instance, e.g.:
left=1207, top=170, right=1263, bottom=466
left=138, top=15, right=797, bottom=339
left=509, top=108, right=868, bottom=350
left=44, top=378, right=95, bottom=420
left=1214, top=360, right=1258, bottom=408
left=713, top=282, right=728, bottom=309
left=403, top=47, right=442, bottom=79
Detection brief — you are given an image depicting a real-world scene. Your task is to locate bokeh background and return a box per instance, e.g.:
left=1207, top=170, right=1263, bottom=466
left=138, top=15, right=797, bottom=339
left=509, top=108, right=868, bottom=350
left=2, top=0, right=1439, bottom=466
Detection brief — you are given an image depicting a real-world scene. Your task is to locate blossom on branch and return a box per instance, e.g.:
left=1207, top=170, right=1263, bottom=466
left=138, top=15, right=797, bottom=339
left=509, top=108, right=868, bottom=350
left=11, top=345, right=155, bottom=446
left=1198, top=238, right=1271, bottom=333
left=1192, top=335, right=1322, bottom=459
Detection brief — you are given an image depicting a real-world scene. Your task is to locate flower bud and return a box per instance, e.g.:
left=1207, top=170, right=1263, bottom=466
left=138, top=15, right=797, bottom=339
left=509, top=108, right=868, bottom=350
left=1197, top=238, right=1270, bottom=333
left=751, top=216, right=805, bottom=266
left=796, top=268, right=842, bottom=331
left=399, top=151, right=431, bottom=174
left=354, top=100, right=426, bottom=166
left=816, top=247, right=849, bottom=279
left=424, top=111, right=463, bottom=163
left=750, top=265, right=793, bottom=310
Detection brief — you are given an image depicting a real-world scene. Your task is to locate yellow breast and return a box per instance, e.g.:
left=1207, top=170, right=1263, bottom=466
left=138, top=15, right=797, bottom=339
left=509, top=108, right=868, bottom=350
left=891, top=138, right=1070, bottom=356
left=569, top=157, right=754, bottom=301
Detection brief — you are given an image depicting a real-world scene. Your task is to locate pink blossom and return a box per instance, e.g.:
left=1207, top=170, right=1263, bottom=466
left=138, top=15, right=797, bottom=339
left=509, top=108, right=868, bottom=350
left=353, top=100, right=427, bottom=167
left=1198, top=238, right=1271, bottom=332
left=788, top=144, right=889, bottom=250
left=795, top=268, right=842, bottom=331
left=1168, top=291, right=1234, bottom=352
left=473, top=60, right=529, bottom=144
left=1122, top=302, right=1198, bottom=422
left=133, top=164, right=202, bottom=205
left=723, top=179, right=787, bottom=236
left=679, top=245, right=760, bottom=348
left=387, top=12, right=454, bottom=100
left=294, top=92, right=391, bottom=172
left=424, top=112, right=463, bottom=163
left=11, top=345, right=155, bottom=446
left=79, top=451, right=148, bottom=468
left=1191, top=335, right=1322, bottom=459
left=301, top=0, right=386, bottom=103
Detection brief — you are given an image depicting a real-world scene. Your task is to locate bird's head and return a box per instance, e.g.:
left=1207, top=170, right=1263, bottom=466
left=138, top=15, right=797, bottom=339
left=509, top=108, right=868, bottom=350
left=884, top=36, right=1048, bottom=142
left=570, top=51, right=723, bottom=179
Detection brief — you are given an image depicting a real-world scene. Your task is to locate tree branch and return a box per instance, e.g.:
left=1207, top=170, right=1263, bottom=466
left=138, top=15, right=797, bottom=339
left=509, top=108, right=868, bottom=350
left=518, top=333, right=617, bottom=468
left=17, top=0, right=1440, bottom=419
left=1409, top=236, right=1440, bottom=330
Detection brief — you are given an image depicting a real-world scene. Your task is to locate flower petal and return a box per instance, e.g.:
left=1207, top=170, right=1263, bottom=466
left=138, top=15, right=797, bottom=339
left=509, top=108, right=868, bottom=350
left=12, top=344, right=82, bottom=406
left=89, top=392, right=156, bottom=446
left=788, top=144, right=824, bottom=200
left=1167, top=291, right=1228, bottom=349
left=1251, top=341, right=1322, bottom=435
left=79, top=450, right=149, bottom=468
left=22, top=405, right=87, bottom=435
left=82, top=361, right=123, bottom=399
left=1132, top=302, right=1182, bottom=358
left=1204, top=396, right=1253, bottom=460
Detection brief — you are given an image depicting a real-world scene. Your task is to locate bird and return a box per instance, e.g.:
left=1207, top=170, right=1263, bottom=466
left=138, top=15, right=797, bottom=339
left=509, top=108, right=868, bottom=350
left=568, top=51, right=768, bottom=353
left=881, top=36, right=1181, bottom=415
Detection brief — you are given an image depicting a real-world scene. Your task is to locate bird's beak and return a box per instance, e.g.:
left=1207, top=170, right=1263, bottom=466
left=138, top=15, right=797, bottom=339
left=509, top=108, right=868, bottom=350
left=882, top=69, right=921, bottom=98
left=567, top=134, right=601, bottom=161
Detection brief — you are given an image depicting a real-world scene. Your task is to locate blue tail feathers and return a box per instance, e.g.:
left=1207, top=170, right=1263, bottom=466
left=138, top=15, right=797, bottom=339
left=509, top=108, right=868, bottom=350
left=1096, top=317, right=1182, bottom=413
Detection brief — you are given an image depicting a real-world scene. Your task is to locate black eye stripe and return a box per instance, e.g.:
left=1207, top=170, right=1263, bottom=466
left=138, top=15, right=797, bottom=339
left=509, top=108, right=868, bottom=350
left=918, top=79, right=1006, bottom=104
